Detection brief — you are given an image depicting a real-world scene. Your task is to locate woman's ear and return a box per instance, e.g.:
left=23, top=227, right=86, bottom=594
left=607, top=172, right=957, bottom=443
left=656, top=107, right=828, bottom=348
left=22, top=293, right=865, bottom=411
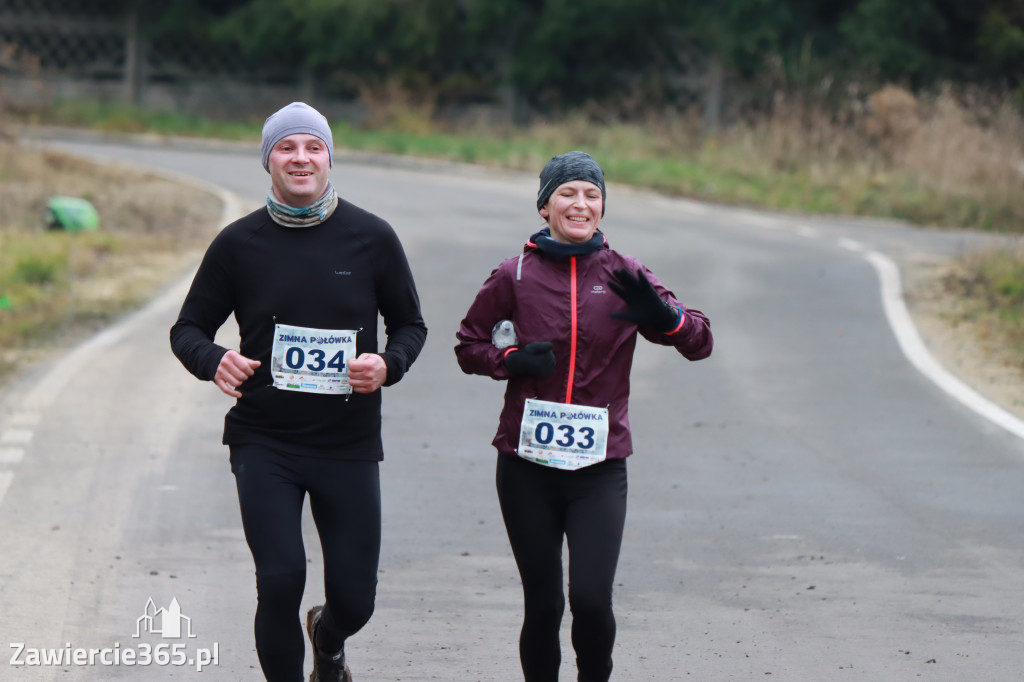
left=538, top=207, right=549, bottom=219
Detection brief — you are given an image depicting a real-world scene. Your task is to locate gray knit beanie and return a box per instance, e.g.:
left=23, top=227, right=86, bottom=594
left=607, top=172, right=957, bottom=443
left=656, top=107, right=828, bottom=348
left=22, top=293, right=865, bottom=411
left=536, top=150, right=606, bottom=216
left=260, top=102, right=334, bottom=171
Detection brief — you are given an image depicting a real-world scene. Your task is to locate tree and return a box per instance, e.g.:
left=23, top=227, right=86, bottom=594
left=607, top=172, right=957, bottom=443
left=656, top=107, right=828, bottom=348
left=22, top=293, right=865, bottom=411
left=96, top=0, right=1023, bottom=122
left=977, top=5, right=1024, bottom=85
left=212, top=0, right=476, bottom=105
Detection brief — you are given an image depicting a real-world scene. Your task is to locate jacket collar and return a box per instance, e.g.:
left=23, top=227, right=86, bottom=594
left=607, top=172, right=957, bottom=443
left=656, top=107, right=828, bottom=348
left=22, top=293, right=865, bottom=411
left=526, top=228, right=607, bottom=260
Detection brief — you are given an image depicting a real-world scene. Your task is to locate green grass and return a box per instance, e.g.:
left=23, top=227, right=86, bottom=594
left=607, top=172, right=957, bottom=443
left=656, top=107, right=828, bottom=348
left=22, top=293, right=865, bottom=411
left=944, top=249, right=1024, bottom=368
left=36, top=99, right=262, bottom=140
left=0, top=230, right=122, bottom=335
left=22, top=98, right=1023, bottom=232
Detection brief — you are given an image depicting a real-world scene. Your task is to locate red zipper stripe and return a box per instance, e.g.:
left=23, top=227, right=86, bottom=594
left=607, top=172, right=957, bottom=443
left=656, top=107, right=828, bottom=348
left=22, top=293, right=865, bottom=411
left=566, top=256, right=578, bottom=404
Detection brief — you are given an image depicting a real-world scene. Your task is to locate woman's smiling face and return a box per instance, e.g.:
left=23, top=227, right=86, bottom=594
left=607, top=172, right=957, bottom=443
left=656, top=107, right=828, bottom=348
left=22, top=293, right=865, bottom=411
left=539, top=180, right=603, bottom=244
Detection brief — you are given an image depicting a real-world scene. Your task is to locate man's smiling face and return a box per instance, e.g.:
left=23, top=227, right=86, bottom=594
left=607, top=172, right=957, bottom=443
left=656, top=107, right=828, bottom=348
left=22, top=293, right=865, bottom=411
left=267, top=133, right=331, bottom=207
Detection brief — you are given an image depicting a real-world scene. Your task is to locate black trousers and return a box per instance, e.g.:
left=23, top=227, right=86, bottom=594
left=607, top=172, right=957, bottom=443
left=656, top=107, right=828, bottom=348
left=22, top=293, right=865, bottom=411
left=496, top=454, right=628, bottom=682
left=230, top=444, right=381, bottom=682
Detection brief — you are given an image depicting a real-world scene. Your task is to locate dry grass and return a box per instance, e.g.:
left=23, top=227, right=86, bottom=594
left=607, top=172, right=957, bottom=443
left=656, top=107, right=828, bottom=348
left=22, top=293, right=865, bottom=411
left=455, top=85, right=1024, bottom=231
left=0, top=138, right=222, bottom=380
left=939, top=246, right=1024, bottom=370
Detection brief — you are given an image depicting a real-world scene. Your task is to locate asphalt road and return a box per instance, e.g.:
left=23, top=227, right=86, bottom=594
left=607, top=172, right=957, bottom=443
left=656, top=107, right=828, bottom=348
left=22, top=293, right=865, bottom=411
left=1, top=137, right=1023, bottom=681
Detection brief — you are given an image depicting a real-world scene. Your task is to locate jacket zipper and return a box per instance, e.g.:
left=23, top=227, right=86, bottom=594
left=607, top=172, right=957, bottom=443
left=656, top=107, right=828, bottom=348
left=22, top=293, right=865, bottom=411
left=566, top=256, right=578, bottom=404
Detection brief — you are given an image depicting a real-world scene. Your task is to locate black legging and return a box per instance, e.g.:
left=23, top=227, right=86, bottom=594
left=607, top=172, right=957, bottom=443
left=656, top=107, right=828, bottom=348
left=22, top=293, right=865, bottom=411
left=230, top=444, right=381, bottom=682
left=496, top=454, right=628, bottom=682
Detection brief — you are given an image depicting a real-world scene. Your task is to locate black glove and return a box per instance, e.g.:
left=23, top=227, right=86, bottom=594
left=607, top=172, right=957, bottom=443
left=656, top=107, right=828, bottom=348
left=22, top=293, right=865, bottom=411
left=607, top=268, right=680, bottom=332
left=504, top=341, right=557, bottom=377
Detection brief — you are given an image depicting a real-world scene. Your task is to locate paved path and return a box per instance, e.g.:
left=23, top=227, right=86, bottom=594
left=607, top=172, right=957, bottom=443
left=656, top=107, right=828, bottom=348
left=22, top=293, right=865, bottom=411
left=1, top=138, right=1022, bottom=681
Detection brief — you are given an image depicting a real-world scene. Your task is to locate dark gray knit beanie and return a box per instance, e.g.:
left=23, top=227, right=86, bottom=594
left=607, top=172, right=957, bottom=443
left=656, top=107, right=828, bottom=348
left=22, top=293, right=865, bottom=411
left=536, top=150, right=606, bottom=216
left=260, top=102, right=334, bottom=171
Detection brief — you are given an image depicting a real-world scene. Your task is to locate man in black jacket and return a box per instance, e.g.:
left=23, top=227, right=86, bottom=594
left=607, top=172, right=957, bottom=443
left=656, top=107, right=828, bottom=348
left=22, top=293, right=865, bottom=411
left=170, top=102, right=427, bottom=682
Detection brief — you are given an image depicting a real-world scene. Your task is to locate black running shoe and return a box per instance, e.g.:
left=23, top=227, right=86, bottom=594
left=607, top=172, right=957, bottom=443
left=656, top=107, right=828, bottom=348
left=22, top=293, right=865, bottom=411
left=306, top=606, right=353, bottom=682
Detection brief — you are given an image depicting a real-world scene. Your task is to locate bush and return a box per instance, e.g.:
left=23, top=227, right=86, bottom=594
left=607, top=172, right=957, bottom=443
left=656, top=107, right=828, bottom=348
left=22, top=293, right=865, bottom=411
left=14, top=256, right=61, bottom=285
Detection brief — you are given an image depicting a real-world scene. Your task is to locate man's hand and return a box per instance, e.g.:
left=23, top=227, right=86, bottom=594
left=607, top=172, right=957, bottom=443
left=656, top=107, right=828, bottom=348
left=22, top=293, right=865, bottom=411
left=215, top=350, right=261, bottom=398
left=348, top=353, right=388, bottom=393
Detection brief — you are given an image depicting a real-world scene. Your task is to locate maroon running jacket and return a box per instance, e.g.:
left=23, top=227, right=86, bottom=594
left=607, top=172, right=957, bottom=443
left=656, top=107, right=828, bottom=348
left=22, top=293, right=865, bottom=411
left=455, top=231, right=712, bottom=459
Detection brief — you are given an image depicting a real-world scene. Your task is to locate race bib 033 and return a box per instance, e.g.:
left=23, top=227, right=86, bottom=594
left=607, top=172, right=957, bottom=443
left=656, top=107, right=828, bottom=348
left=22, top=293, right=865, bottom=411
left=517, top=398, right=609, bottom=471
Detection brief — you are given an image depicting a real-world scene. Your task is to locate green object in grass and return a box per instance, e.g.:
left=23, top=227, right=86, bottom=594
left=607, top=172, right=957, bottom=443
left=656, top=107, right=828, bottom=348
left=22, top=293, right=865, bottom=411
left=44, top=196, right=99, bottom=232
left=0, top=296, right=10, bottom=310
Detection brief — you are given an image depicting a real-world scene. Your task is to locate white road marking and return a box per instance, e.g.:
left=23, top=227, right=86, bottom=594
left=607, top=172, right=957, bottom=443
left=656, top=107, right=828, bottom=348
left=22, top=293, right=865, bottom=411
left=838, top=237, right=865, bottom=252
left=0, top=429, right=33, bottom=445
left=731, top=212, right=1024, bottom=444
left=671, top=199, right=712, bottom=215
left=736, top=211, right=781, bottom=229
left=10, top=413, right=40, bottom=426
left=0, top=448, right=24, bottom=464
left=0, top=472, right=12, bottom=506
left=866, top=250, right=1024, bottom=442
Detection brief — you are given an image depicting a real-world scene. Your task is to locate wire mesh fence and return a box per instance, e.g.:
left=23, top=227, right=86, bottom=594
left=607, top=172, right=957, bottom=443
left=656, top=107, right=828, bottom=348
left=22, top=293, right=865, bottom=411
left=0, top=0, right=717, bottom=126
left=0, top=0, right=300, bottom=120
left=2, top=2, right=115, bottom=75
left=0, top=0, right=249, bottom=78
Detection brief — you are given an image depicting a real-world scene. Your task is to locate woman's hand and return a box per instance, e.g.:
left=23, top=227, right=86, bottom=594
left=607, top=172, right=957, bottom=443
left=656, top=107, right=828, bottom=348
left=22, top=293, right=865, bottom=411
left=504, top=341, right=557, bottom=377
left=607, top=268, right=680, bottom=331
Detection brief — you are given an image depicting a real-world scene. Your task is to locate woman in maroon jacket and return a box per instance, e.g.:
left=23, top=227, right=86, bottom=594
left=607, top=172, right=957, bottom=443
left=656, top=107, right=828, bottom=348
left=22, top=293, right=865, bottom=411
left=455, top=151, right=713, bottom=681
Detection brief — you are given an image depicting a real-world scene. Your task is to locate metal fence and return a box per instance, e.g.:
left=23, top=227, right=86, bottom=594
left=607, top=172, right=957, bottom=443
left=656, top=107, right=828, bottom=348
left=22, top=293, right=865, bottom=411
left=0, top=0, right=721, bottom=127
left=1, top=0, right=125, bottom=75
left=0, top=0, right=323, bottom=121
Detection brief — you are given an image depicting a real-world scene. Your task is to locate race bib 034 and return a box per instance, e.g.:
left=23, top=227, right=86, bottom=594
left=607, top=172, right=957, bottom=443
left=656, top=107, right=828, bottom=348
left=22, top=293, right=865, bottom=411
left=270, top=323, right=357, bottom=395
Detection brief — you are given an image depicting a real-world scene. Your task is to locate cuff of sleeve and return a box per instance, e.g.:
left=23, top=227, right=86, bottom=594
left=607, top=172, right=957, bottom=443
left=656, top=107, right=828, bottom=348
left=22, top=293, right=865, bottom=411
left=381, top=352, right=399, bottom=387
left=203, top=344, right=232, bottom=381
left=664, top=307, right=686, bottom=335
